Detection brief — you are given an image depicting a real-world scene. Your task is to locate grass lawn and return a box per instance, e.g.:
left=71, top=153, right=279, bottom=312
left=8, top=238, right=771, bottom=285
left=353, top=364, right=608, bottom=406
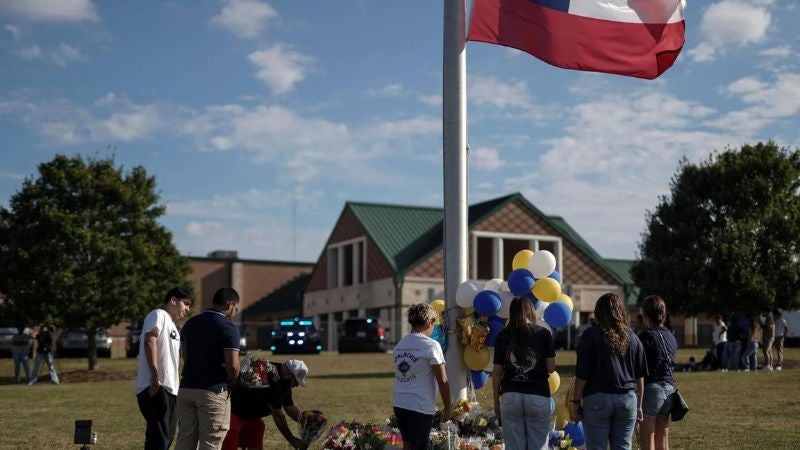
left=1, top=348, right=799, bottom=449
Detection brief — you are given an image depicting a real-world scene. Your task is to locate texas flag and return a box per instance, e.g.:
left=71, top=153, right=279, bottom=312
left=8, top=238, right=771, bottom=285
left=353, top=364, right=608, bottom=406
left=468, top=0, right=686, bottom=79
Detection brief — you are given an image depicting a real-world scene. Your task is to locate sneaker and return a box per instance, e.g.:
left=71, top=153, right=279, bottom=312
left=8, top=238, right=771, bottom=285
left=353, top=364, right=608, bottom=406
left=776, top=365, right=782, bottom=371
left=744, top=368, right=750, bottom=372
left=762, top=365, right=773, bottom=371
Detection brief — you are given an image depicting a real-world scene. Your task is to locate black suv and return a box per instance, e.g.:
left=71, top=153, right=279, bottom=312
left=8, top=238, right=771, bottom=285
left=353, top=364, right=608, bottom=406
left=338, top=317, right=387, bottom=353
left=269, top=318, right=322, bottom=354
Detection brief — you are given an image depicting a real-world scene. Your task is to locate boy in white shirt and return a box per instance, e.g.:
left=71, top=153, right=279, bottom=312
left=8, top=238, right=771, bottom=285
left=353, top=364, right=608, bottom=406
left=392, top=303, right=451, bottom=450
left=135, top=287, right=193, bottom=450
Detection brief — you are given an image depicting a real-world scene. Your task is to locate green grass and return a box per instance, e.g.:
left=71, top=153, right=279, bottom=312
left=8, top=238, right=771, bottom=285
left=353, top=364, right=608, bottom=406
left=1, top=349, right=799, bottom=449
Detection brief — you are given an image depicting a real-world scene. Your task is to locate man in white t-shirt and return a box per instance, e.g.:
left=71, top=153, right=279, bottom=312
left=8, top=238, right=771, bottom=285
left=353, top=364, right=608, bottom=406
left=392, top=303, right=451, bottom=450
left=713, top=314, right=728, bottom=372
left=135, top=287, right=193, bottom=450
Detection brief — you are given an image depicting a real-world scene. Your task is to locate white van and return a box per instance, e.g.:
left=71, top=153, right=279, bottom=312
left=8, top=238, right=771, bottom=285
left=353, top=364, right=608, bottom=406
left=780, top=310, right=800, bottom=347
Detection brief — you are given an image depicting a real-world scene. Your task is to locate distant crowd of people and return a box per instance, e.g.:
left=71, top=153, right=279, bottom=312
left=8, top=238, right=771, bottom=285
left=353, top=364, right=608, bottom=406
left=9, top=324, right=60, bottom=385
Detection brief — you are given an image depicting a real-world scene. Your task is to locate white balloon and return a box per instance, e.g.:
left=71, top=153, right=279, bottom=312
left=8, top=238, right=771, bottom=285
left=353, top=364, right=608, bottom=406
left=535, top=299, right=546, bottom=321
left=484, top=278, right=505, bottom=292
left=496, top=290, right=515, bottom=319
left=529, top=250, right=557, bottom=278
left=455, top=280, right=480, bottom=308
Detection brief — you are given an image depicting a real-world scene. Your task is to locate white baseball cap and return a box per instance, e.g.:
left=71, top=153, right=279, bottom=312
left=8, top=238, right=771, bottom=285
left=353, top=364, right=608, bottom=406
left=284, top=360, right=308, bottom=387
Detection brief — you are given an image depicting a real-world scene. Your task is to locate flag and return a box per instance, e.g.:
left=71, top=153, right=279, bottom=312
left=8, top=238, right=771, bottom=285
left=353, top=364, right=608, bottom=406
left=468, top=0, right=686, bottom=79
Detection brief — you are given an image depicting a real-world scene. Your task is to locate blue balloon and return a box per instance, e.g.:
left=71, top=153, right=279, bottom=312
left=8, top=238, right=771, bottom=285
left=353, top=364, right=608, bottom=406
left=485, top=316, right=505, bottom=347
left=549, top=397, right=556, bottom=415
left=473, top=290, right=502, bottom=317
left=471, top=370, right=489, bottom=389
left=508, top=269, right=535, bottom=297
left=544, top=301, right=571, bottom=329
left=564, top=422, right=585, bottom=446
left=430, top=324, right=447, bottom=354
left=548, top=270, right=561, bottom=283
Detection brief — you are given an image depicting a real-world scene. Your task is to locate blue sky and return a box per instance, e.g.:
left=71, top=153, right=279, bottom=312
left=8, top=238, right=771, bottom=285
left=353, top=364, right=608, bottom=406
left=1, top=0, right=798, bottom=264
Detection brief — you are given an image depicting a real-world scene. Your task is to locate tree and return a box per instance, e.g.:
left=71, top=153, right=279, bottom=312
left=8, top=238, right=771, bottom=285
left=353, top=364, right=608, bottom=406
left=632, top=142, right=800, bottom=317
left=0, top=154, right=191, bottom=369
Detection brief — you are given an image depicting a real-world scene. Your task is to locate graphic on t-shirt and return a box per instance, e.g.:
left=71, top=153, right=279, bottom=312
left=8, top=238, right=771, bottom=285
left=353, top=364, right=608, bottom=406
left=394, top=351, right=418, bottom=383
left=509, top=346, right=537, bottom=380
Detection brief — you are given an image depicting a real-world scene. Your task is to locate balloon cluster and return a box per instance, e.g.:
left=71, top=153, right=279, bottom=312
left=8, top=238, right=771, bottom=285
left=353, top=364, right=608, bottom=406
left=446, top=249, right=575, bottom=391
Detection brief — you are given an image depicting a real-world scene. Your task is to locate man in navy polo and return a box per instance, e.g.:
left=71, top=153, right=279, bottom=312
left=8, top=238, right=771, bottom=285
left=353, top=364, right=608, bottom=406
left=175, top=287, right=241, bottom=450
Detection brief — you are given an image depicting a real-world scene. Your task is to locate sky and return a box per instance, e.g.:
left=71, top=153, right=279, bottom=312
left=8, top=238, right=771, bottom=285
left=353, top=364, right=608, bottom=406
left=0, top=0, right=798, bottom=264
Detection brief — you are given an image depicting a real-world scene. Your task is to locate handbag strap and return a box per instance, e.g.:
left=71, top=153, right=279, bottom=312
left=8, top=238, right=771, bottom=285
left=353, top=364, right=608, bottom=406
left=655, top=329, right=677, bottom=385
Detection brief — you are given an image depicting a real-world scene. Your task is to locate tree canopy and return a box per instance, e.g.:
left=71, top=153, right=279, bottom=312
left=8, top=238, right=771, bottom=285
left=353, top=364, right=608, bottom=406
left=0, top=154, right=190, bottom=368
left=632, top=142, right=800, bottom=317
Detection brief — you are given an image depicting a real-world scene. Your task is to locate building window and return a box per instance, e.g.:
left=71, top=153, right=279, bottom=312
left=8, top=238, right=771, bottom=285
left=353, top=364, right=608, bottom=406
left=473, top=232, right=562, bottom=281
left=327, top=238, right=367, bottom=289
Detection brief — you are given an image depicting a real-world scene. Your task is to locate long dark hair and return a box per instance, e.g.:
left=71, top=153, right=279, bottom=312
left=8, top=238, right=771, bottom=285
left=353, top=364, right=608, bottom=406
left=594, top=293, right=630, bottom=355
left=506, top=297, right=536, bottom=363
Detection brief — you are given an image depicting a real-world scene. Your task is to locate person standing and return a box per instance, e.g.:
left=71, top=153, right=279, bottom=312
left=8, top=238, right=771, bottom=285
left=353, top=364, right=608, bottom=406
left=761, top=312, right=775, bottom=371
left=135, top=287, right=193, bottom=450
left=176, top=287, right=241, bottom=450
left=392, top=303, right=451, bottom=450
left=712, top=314, right=728, bottom=372
left=723, top=313, right=741, bottom=371
left=741, top=317, right=761, bottom=372
left=637, top=296, right=678, bottom=450
left=222, top=360, right=309, bottom=450
left=492, top=297, right=556, bottom=450
left=774, top=310, right=788, bottom=370
left=28, top=325, right=59, bottom=385
left=570, top=293, right=648, bottom=450
left=11, top=327, right=32, bottom=383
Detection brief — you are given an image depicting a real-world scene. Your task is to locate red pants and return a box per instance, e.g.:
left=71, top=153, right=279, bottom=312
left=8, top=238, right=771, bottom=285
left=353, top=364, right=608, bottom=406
left=221, top=413, right=265, bottom=450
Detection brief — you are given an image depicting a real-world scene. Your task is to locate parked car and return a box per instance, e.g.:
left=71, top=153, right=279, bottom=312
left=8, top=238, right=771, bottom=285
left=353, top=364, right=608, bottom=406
left=269, top=318, right=322, bottom=354
left=338, top=317, right=388, bottom=353
left=57, top=328, right=112, bottom=358
left=125, top=321, right=143, bottom=358
left=0, top=327, right=19, bottom=357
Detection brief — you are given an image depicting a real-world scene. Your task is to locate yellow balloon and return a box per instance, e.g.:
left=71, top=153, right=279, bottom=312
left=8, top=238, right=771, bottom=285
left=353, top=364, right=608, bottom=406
left=548, top=370, right=561, bottom=394
left=512, top=249, right=534, bottom=270
left=532, top=278, right=561, bottom=303
left=463, top=346, right=490, bottom=371
left=431, top=299, right=445, bottom=314
left=554, top=402, right=570, bottom=429
left=556, top=293, right=573, bottom=312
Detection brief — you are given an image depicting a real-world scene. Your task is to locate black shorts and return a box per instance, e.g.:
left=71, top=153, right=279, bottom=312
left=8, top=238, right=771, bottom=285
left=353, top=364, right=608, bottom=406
left=393, top=406, right=433, bottom=450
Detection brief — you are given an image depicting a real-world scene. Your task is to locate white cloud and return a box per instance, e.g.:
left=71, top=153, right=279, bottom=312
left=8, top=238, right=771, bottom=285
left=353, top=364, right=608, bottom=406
left=504, top=87, right=741, bottom=258
left=360, top=117, right=440, bottom=141
left=419, top=94, right=442, bottom=106
left=367, top=83, right=404, bottom=98
left=0, top=170, right=25, bottom=181
left=759, top=46, right=793, bottom=58
left=0, top=0, right=99, bottom=22
left=248, top=44, right=313, bottom=94
left=210, top=0, right=277, bottom=39
left=710, top=72, right=800, bottom=134
left=4, top=24, right=20, bottom=39
left=185, top=221, right=224, bottom=238
left=470, top=147, right=504, bottom=172
left=470, top=75, right=532, bottom=109
left=690, top=1, right=771, bottom=62
left=14, top=42, right=88, bottom=66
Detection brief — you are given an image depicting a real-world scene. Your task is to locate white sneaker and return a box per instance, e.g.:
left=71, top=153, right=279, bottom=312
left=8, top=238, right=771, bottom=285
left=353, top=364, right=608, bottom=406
left=776, top=365, right=782, bottom=371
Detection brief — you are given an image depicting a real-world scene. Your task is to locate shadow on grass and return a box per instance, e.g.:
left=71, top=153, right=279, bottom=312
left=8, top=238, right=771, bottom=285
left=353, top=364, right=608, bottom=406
left=313, top=372, right=395, bottom=380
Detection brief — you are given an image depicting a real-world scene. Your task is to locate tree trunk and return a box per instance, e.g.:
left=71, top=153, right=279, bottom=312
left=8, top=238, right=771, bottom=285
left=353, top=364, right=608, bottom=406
left=87, top=326, right=98, bottom=370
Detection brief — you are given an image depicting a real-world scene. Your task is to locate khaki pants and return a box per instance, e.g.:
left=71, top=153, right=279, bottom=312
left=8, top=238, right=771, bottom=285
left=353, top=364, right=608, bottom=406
left=175, top=388, right=231, bottom=450
left=775, top=336, right=785, bottom=367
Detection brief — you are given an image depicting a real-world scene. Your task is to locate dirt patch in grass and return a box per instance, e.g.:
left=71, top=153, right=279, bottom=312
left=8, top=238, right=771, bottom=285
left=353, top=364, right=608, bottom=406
left=59, top=369, right=135, bottom=383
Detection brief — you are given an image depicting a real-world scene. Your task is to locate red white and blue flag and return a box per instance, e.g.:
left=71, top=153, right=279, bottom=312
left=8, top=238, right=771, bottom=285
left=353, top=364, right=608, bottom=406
left=468, top=0, right=686, bottom=79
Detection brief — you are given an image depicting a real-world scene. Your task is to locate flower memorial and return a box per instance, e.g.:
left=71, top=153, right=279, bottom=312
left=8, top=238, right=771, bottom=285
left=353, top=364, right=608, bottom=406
left=299, top=409, right=328, bottom=446
left=321, top=421, right=389, bottom=450
left=237, top=352, right=276, bottom=388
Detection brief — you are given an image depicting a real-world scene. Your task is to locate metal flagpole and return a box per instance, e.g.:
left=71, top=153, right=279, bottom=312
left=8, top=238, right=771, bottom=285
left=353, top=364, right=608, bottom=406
left=443, top=0, right=468, bottom=401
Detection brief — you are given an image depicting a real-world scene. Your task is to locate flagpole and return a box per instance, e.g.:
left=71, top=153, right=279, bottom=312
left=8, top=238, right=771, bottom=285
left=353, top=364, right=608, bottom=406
left=443, top=0, right=468, bottom=402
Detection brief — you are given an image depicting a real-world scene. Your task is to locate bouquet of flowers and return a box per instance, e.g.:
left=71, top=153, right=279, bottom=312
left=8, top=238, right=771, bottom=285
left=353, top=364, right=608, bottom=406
left=451, top=399, right=474, bottom=422
left=428, top=428, right=459, bottom=450
left=299, top=409, right=328, bottom=445
left=353, top=422, right=387, bottom=450
left=238, top=352, right=276, bottom=388
left=322, top=421, right=389, bottom=450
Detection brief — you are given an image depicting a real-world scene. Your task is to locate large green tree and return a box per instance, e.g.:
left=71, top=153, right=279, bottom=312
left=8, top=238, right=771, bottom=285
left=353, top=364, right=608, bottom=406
left=632, top=142, right=800, bottom=317
left=0, top=155, right=190, bottom=369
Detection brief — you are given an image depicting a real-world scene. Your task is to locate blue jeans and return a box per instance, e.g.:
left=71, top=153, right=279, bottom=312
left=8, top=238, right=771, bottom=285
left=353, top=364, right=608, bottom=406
left=724, top=341, right=741, bottom=370
left=12, top=349, right=31, bottom=382
left=30, top=352, right=59, bottom=384
left=582, top=391, right=637, bottom=450
left=642, top=382, right=674, bottom=419
left=500, top=392, right=550, bottom=450
left=742, top=341, right=758, bottom=370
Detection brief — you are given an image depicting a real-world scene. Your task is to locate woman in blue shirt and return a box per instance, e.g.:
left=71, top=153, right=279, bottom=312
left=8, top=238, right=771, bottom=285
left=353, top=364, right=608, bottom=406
left=637, top=295, right=678, bottom=450
left=571, top=293, right=647, bottom=450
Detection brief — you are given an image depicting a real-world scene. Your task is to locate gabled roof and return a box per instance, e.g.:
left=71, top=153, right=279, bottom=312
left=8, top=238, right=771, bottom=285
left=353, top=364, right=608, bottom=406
left=345, top=193, right=627, bottom=287
left=241, top=273, right=311, bottom=320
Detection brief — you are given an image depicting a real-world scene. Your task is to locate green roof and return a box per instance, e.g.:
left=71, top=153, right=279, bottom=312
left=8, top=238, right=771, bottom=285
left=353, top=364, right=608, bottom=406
left=603, top=258, right=640, bottom=306
left=344, top=193, right=627, bottom=289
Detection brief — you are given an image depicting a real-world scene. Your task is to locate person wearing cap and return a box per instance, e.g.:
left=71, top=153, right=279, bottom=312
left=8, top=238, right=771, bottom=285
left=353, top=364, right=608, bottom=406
left=221, top=360, right=309, bottom=450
